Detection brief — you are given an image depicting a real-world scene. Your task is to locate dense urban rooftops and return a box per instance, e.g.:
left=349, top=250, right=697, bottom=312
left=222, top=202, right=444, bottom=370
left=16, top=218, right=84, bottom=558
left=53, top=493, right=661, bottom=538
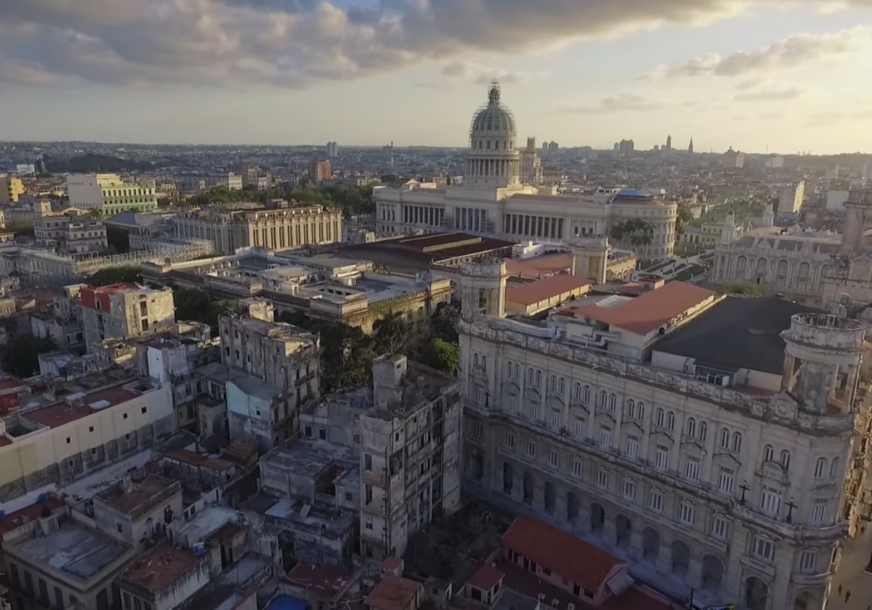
left=121, top=542, right=205, bottom=594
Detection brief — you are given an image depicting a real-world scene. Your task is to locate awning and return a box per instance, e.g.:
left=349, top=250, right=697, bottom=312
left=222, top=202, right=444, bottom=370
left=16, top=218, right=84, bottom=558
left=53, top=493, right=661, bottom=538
left=606, top=570, right=634, bottom=596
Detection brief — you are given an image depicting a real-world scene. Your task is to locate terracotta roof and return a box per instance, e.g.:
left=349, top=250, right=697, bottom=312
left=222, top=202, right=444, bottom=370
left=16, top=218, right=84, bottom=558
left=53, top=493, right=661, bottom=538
left=502, top=518, right=623, bottom=594
left=24, top=384, right=141, bottom=429
left=121, top=542, right=205, bottom=593
left=556, top=281, right=717, bottom=335
left=286, top=563, right=355, bottom=597
left=506, top=275, right=591, bottom=307
left=467, top=564, right=504, bottom=591
left=0, top=496, right=64, bottom=539
left=365, top=575, right=421, bottom=610
left=505, top=253, right=572, bottom=280
left=163, top=449, right=235, bottom=471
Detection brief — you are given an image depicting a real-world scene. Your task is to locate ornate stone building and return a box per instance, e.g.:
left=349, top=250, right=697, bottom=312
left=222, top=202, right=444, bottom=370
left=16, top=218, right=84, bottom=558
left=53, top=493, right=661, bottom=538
left=457, top=259, right=870, bottom=610
left=374, top=82, right=677, bottom=261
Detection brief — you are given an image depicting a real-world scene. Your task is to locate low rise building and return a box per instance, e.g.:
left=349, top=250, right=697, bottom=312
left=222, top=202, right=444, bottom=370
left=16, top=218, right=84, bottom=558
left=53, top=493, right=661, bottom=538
left=81, top=283, right=176, bottom=353
left=66, top=174, right=159, bottom=214
left=34, top=214, right=108, bottom=256
left=174, top=203, right=342, bottom=254
left=119, top=541, right=217, bottom=610
left=93, top=474, right=183, bottom=549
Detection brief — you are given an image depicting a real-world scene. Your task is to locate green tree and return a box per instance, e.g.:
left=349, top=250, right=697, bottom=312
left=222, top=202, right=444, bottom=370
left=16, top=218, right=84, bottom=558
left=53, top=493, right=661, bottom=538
left=431, top=301, right=460, bottom=343
left=675, top=208, right=696, bottom=238
left=87, top=266, right=142, bottom=286
left=7, top=221, right=34, bottom=237
left=320, top=323, right=377, bottom=391
left=380, top=174, right=398, bottom=183
left=610, top=218, right=655, bottom=247
left=1, top=335, right=56, bottom=378
left=373, top=311, right=416, bottom=354
left=715, top=284, right=766, bottom=297
left=172, top=286, right=236, bottom=334
left=426, top=339, right=459, bottom=374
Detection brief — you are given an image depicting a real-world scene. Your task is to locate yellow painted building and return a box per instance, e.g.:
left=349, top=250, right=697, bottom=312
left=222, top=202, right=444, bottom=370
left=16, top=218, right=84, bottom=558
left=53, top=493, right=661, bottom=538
left=0, top=176, right=25, bottom=203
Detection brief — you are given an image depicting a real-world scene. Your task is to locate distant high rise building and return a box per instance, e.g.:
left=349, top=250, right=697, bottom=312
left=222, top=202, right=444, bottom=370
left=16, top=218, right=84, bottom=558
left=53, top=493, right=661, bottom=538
left=618, top=139, right=635, bottom=156
left=326, top=141, right=339, bottom=158
left=549, top=142, right=559, bottom=151
left=767, top=156, right=785, bottom=169
left=613, top=142, right=620, bottom=152
left=521, top=137, right=543, bottom=186
left=541, top=141, right=550, bottom=152
left=722, top=147, right=745, bottom=169
left=308, top=159, right=333, bottom=185
left=665, top=135, right=672, bottom=151
left=688, top=138, right=694, bottom=154
left=526, top=137, right=537, bottom=152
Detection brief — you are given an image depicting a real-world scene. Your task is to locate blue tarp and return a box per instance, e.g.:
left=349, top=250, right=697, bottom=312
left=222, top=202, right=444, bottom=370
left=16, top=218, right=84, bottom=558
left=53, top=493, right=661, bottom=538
left=266, top=595, right=309, bottom=610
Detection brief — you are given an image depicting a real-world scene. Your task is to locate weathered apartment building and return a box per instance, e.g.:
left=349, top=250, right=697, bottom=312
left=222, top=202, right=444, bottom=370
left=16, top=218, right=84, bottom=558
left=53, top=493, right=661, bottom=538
left=219, top=299, right=320, bottom=452
left=81, top=283, right=176, bottom=353
left=457, top=254, right=871, bottom=610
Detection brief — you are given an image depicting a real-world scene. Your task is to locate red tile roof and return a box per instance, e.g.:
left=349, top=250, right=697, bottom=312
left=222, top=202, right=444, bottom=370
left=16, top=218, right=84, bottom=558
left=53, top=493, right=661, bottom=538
left=365, top=575, right=421, bottom=610
left=505, top=253, right=573, bottom=280
left=121, top=542, right=205, bottom=592
left=24, top=384, right=140, bottom=428
left=286, top=563, right=355, bottom=597
left=502, top=518, right=624, bottom=594
left=556, top=281, right=717, bottom=335
left=467, top=563, right=504, bottom=591
left=506, top=275, right=591, bottom=307
left=0, top=496, right=64, bottom=540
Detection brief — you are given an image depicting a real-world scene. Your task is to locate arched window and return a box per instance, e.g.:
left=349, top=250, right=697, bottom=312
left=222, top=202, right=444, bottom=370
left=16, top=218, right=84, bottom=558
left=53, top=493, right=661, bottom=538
left=666, top=411, right=675, bottom=431
left=506, top=361, right=513, bottom=378
left=599, top=391, right=607, bottom=407
left=637, top=401, right=645, bottom=420
left=626, top=399, right=636, bottom=419
left=763, top=445, right=774, bottom=463
left=573, top=382, right=582, bottom=401
left=814, top=458, right=826, bottom=479
left=656, top=408, right=665, bottom=427
left=558, top=377, right=565, bottom=394
left=830, top=457, right=840, bottom=478
left=481, top=355, right=487, bottom=372
left=549, top=375, right=557, bottom=392
left=582, top=385, right=591, bottom=403
left=474, top=354, right=479, bottom=368
left=608, top=394, right=617, bottom=411
left=535, top=370, right=542, bottom=387
left=527, top=367, right=534, bottom=384
left=732, top=431, right=743, bottom=453
left=686, top=417, right=697, bottom=438
left=699, top=421, right=708, bottom=442
left=513, top=363, right=520, bottom=379
left=780, top=450, right=790, bottom=471
left=719, top=428, right=730, bottom=449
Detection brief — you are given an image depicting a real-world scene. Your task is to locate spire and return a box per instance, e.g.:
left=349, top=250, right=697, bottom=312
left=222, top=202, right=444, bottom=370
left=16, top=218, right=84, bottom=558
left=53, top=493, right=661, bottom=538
left=688, top=137, right=694, bottom=154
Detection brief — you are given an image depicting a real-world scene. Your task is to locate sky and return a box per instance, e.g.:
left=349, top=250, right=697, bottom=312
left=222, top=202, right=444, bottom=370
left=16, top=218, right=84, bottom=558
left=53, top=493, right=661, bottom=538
left=1, top=0, right=872, bottom=154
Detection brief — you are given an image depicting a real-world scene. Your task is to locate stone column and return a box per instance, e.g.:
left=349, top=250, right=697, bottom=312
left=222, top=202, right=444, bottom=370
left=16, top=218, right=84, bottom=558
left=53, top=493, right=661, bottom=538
left=687, top=557, right=703, bottom=590
left=629, top=530, right=643, bottom=561
left=657, top=540, right=673, bottom=575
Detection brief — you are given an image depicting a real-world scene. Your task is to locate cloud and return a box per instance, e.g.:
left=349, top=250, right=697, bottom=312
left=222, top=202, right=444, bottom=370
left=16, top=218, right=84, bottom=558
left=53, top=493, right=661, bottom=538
left=562, top=93, right=667, bottom=114
left=437, top=61, right=546, bottom=86
left=734, top=86, right=806, bottom=101
left=1, top=0, right=872, bottom=90
left=654, top=26, right=872, bottom=78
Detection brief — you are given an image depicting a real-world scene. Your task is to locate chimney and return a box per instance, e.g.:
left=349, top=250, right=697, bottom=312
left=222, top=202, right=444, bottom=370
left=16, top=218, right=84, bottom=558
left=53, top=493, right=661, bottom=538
left=373, top=354, right=407, bottom=408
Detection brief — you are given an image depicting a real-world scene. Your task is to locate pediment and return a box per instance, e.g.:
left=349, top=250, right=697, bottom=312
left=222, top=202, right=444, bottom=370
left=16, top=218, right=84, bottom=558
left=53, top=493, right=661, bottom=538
left=714, top=451, right=741, bottom=467
left=595, top=411, right=616, bottom=425
left=621, top=420, right=644, bottom=433
left=650, top=429, right=674, bottom=444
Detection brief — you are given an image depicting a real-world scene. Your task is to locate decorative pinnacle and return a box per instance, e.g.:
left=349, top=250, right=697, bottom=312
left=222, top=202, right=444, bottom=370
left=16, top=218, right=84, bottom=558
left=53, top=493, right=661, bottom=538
left=488, top=80, right=501, bottom=105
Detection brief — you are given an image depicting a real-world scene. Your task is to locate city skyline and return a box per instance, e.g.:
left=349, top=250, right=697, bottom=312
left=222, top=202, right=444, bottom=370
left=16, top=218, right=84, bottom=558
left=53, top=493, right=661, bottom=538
left=1, top=1, right=871, bottom=154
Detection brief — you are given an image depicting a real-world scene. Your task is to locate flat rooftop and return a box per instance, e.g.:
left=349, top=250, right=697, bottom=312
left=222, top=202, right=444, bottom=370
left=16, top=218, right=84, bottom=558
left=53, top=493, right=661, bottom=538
left=506, top=274, right=591, bottom=307
left=505, top=253, right=572, bottom=280
left=96, top=475, right=180, bottom=517
left=22, top=383, right=146, bottom=429
left=11, top=519, right=131, bottom=581
left=340, top=232, right=515, bottom=271
left=175, top=505, right=241, bottom=543
left=182, top=555, right=268, bottom=610
left=121, top=542, right=205, bottom=593
left=261, top=438, right=357, bottom=479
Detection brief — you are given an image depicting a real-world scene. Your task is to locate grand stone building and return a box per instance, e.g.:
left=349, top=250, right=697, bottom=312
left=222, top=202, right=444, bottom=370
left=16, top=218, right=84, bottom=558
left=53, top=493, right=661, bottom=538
left=714, top=190, right=872, bottom=308
left=457, top=257, right=870, bottom=610
left=374, top=82, right=677, bottom=261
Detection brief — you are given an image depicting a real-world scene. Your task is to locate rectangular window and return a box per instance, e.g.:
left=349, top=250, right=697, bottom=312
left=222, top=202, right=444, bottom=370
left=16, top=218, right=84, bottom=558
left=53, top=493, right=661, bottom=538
left=761, top=489, right=781, bottom=517
left=574, top=417, right=586, bottom=439
left=505, top=430, right=515, bottom=449
left=507, top=396, right=519, bottom=414
left=679, top=502, right=696, bottom=525
left=685, top=456, right=700, bottom=481
left=752, top=536, right=775, bottom=562
left=655, top=445, right=669, bottom=470
left=622, top=478, right=636, bottom=501
left=649, top=490, right=664, bottom=512
left=625, top=435, right=639, bottom=458
left=551, top=410, right=562, bottom=429
left=476, top=387, right=487, bottom=405
left=599, top=426, right=612, bottom=449
left=800, top=550, right=817, bottom=573
left=596, top=469, right=609, bottom=489
left=712, top=515, right=729, bottom=540
left=571, top=458, right=583, bottom=478
left=365, top=514, right=373, bottom=530
left=548, top=448, right=559, bottom=467
left=718, top=467, right=734, bottom=495
left=526, top=439, right=536, bottom=457
left=473, top=421, right=483, bottom=437
left=811, top=499, right=827, bottom=524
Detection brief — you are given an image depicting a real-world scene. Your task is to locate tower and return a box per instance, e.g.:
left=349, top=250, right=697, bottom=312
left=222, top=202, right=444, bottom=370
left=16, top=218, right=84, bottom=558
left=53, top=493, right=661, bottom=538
left=569, top=235, right=610, bottom=285
left=839, top=189, right=872, bottom=256
left=460, top=260, right=507, bottom=322
left=780, top=313, right=865, bottom=415
left=526, top=137, right=536, bottom=152
left=761, top=202, right=774, bottom=227
left=666, top=135, right=672, bottom=151
left=464, top=81, right=521, bottom=190
left=720, top=209, right=736, bottom=244
left=688, top=138, right=694, bottom=154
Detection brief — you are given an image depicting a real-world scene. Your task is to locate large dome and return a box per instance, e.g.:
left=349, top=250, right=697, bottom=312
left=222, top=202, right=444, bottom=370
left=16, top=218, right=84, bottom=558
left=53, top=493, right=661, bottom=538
left=470, top=82, right=517, bottom=138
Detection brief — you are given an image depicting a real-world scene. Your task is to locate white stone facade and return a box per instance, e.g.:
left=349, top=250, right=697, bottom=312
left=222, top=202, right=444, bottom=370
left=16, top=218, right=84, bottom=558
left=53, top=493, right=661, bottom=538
left=457, top=261, right=869, bottom=610
left=375, top=84, right=677, bottom=261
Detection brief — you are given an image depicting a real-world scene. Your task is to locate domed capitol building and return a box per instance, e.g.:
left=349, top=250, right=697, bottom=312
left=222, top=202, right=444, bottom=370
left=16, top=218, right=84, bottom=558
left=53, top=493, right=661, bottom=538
left=374, top=82, right=678, bottom=260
